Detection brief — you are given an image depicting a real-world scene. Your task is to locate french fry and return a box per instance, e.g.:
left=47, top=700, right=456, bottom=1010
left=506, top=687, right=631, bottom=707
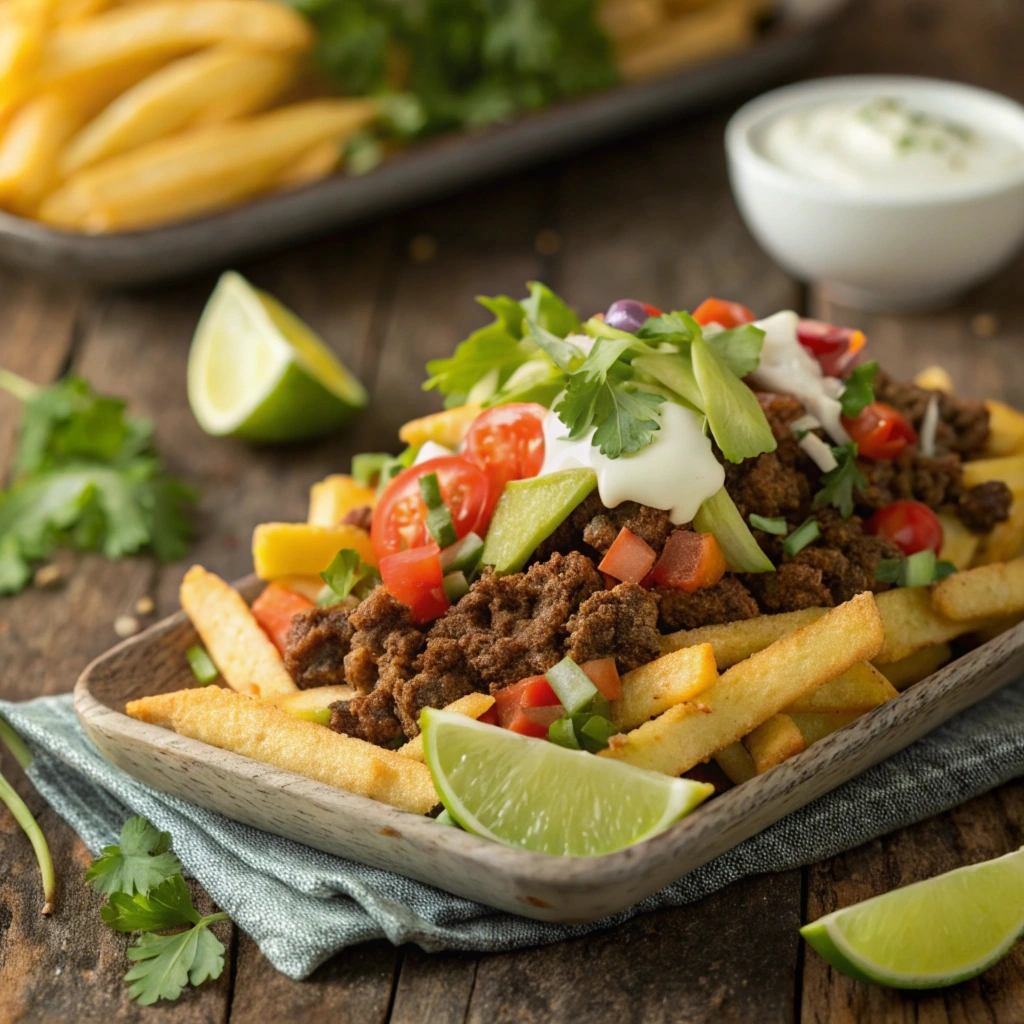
left=252, top=521, right=377, bottom=580
left=275, top=138, right=341, bottom=191
left=267, top=685, right=354, bottom=718
left=962, top=454, right=1024, bottom=493
left=660, top=606, right=827, bottom=669
left=59, top=48, right=295, bottom=175
left=912, top=365, right=953, bottom=393
left=970, top=612, right=1024, bottom=646
left=398, top=404, right=482, bottom=450
left=600, top=592, right=884, bottom=776
left=713, top=741, right=755, bottom=786
left=873, top=586, right=980, bottom=664
left=783, top=661, right=897, bottom=715
left=398, top=693, right=495, bottom=762
left=877, top=642, right=952, bottom=691
left=938, top=511, right=980, bottom=571
left=0, top=91, right=80, bottom=211
left=307, top=474, right=376, bottom=528
left=610, top=643, right=717, bottom=731
left=126, top=686, right=438, bottom=815
left=931, top=557, right=1024, bottom=622
left=743, top=714, right=805, bottom=775
left=179, top=565, right=297, bottom=698
left=984, top=400, right=1024, bottom=457
left=972, top=497, right=1024, bottom=566
left=788, top=710, right=863, bottom=746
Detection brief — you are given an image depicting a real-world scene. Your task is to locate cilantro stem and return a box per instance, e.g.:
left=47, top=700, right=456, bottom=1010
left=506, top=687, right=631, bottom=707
left=0, top=368, right=40, bottom=403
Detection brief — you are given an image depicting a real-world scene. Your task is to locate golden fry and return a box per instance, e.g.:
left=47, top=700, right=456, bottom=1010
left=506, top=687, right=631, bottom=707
left=971, top=612, right=1024, bottom=645
left=398, top=692, right=495, bottom=762
left=873, top=586, right=979, bottom=664
left=877, top=642, right=952, bottom=691
left=931, top=557, right=1024, bottom=622
left=307, top=474, right=376, bottom=528
left=0, top=91, right=79, bottom=211
left=275, top=139, right=341, bottom=192
left=788, top=710, right=863, bottom=746
left=713, top=741, right=755, bottom=786
left=743, top=714, right=805, bottom=775
left=611, top=643, right=717, bottom=731
left=972, top=497, right=1024, bottom=567
left=984, top=400, right=1024, bottom=457
left=252, top=520, right=377, bottom=580
left=961, top=454, right=1024, bottom=493
left=398, top=404, right=482, bottom=450
left=938, top=511, right=980, bottom=571
left=784, top=661, right=896, bottom=714
left=268, top=685, right=354, bottom=717
left=127, top=686, right=438, bottom=815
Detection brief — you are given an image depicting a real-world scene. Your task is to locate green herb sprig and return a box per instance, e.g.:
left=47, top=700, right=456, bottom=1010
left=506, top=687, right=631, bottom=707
left=812, top=443, right=868, bottom=519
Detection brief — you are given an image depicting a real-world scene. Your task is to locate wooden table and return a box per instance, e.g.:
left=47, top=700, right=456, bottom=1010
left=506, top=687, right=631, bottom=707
left=2, top=1, right=1024, bottom=1020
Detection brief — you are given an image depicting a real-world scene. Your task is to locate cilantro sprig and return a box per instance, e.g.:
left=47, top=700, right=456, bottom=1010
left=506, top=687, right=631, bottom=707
left=839, top=361, right=878, bottom=418
left=88, top=816, right=228, bottom=1006
left=0, top=371, right=195, bottom=595
left=318, top=548, right=381, bottom=605
left=812, top=442, right=868, bottom=519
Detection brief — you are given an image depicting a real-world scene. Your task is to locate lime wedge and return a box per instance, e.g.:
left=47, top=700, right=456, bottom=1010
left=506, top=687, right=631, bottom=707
left=801, top=847, right=1024, bottom=988
left=188, top=271, right=367, bottom=442
left=420, top=709, right=713, bottom=856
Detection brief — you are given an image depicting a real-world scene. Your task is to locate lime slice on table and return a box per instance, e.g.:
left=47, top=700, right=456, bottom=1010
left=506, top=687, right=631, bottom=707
left=801, top=847, right=1024, bottom=988
left=188, top=270, right=367, bottom=442
left=420, top=709, right=713, bottom=856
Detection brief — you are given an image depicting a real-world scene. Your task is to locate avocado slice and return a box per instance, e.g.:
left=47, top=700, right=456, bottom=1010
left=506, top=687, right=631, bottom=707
left=481, top=469, right=597, bottom=575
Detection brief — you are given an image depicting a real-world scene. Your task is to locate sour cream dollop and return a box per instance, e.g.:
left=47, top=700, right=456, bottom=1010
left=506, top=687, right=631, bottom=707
left=761, top=97, right=1024, bottom=194
left=539, top=401, right=724, bottom=525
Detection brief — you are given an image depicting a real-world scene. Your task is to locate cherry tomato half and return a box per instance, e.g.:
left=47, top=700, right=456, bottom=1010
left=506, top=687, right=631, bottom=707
left=463, top=403, right=546, bottom=495
left=842, top=402, right=918, bottom=461
left=371, top=456, right=492, bottom=561
left=379, top=543, right=450, bottom=624
left=865, top=500, right=944, bottom=556
left=692, top=297, right=755, bottom=329
left=797, top=319, right=867, bottom=378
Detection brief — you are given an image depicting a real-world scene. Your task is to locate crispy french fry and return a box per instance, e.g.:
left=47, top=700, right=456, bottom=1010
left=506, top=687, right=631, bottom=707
left=877, top=642, right=952, bottom=691
left=912, top=365, right=953, bottom=393
left=267, top=685, right=354, bottom=718
left=307, top=474, right=376, bottom=528
left=611, top=643, right=717, bottom=731
left=60, top=48, right=295, bottom=175
left=0, top=91, right=80, bottom=211
left=127, top=686, right=438, bottom=814
left=398, top=693, right=495, bottom=762
left=874, top=586, right=981, bottom=664
left=660, top=606, right=827, bottom=668
left=179, top=565, right=297, bottom=698
left=788, top=710, right=863, bottom=746
left=985, top=400, right=1024, bottom=457
left=275, top=138, right=340, bottom=191
left=970, top=612, right=1024, bottom=645
left=398, top=404, right=482, bottom=450
left=962, top=454, right=1024, bottom=492
left=938, top=511, right=980, bottom=570
left=713, top=741, right=755, bottom=786
left=600, top=592, right=884, bottom=776
left=743, top=714, right=805, bottom=775
left=932, top=557, right=1024, bottom=622
left=252, top=521, right=377, bottom=580
left=784, top=661, right=897, bottom=715
left=972, top=497, right=1024, bottom=566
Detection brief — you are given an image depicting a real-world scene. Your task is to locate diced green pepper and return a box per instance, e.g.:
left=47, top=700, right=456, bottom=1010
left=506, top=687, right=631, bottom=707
left=419, top=472, right=458, bottom=547
left=442, top=571, right=470, bottom=603
left=545, top=657, right=598, bottom=716
left=902, top=549, right=937, bottom=587
left=440, top=532, right=484, bottom=574
left=576, top=714, right=619, bottom=753
left=186, top=645, right=218, bottom=684
left=783, top=517, right=821, bottom=557
left=548, top=716, right=581, bottom=750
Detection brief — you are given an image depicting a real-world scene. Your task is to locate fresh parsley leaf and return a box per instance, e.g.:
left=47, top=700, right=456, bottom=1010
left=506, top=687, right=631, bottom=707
left=423, top=319, right=534, bottom=402
left=123, top=916, right=227, bottom=1005
left=935, top=559, right=958, bottom=581
left=520, top=281, right=580, bottom=337
left=319, top=549, right=380, bottom=605
left=706, top=324, right=765, bottom=380
left=591, top=385, right=665, bottom=458
left=812, top=442, right=867, bottom=519
left=101, top=874, right=199, bottom=933
left=839, top=360, right=879, bottom=418
left=86, top=816, right=182, bottom=897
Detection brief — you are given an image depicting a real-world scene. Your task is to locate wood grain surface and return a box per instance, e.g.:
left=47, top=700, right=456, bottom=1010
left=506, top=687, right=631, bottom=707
left=2, top=0, right=1024, bottom=1019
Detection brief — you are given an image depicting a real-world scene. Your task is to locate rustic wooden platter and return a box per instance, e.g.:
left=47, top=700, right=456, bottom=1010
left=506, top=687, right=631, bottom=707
left=73, top=574, right=1024, bottom=923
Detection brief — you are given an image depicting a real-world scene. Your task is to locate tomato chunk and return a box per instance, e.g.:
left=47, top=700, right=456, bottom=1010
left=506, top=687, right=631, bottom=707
left=598, top=527, right=657, bottom=584
left=250, top=583, right=314, bottom=655
left=494, top=674, right=561, bottom=729
left=842, top=402, right=918, bottom=461
left=797, top=319, right=867, bottom=378
left=692, top=297, right=755, bottom=329
left=506, top=712, right=554, bottom=738
left=477, top=705, right=499, bottom=726
left=650, top=530, right=727, bottom=593
left=582, top=658, right=622, bottom=701
left=866, top=500, right=944, bottom=556
left=379, top=543, right=450, bottom=625
left=463, top=403, right=546, bottom=495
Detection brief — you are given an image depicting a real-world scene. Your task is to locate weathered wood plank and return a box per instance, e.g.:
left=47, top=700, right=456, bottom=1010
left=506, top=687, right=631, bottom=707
left=389, top=947, right=476, bottom=1024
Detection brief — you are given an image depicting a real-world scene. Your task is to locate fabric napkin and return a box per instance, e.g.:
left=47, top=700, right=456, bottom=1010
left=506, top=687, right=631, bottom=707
left=2, top=683, right=1024, bottom=980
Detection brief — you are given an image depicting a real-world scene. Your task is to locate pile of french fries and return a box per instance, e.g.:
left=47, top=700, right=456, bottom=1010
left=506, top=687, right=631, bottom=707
left=0, top=0, right=378, bottom=230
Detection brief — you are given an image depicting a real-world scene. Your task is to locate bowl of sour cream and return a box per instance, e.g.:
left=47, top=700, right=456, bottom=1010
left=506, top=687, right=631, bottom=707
left=725, top=76, right=1024, bottom=311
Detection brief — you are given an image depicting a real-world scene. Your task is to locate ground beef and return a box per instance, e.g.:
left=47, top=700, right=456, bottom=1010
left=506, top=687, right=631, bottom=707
left=532, top=490, right=606, bottom=562
left=744, top=560, right=833, bottom=612
left=959, top=481, right=1014, bottom=533
left=656, top=577, right=761, bottom=632
left=581, top=503, right=675, bottom=556
left=564, top=583, right=661, bottom=673
left=858, top=450, right=963, bottom=511
left=283, top=606, right=354, bottom=689
left=391, top=638, right=478, bottom=738
left=725, top=450, right=812, bottom=521
left=817, top=509, right=902, bottom=593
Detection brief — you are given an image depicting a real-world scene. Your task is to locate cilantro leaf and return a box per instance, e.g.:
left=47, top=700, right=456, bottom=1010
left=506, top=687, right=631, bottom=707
left=124, top=917, right=227, bottom=1005
left=591, top=385, right=664, bottom=458
left=319, top=549, right=380, bottom=604
left=812, top=443, right=868, bottom=519
left=101, top=874, right=199, bottom=933
left=86, top=816, right=182, bottom=896
left=839, top=360, right=879, bottom=418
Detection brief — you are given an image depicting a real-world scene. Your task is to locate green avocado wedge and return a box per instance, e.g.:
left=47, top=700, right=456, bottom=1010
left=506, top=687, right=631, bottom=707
left=481, top=468, right=597, bottom=575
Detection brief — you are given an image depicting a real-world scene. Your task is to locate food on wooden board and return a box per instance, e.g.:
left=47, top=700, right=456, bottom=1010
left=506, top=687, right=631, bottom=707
left=133, top=285, right=1024, bottom=860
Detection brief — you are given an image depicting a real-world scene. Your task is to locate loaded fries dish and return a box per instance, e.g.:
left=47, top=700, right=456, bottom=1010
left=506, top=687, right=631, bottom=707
left=127, top=286, right=1024, bottom=857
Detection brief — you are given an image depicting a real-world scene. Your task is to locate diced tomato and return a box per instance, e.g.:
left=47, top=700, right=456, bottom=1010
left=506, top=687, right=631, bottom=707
left=371, top=456, right=493, bottom=561
left=866, top=500, right=944, bottom=556
left=494, top=675, right=561, bottom=729
left=463, top=403, right=547, bottom=495
left=842, top=402, right=918, bottom=461
left=582, top=658, right=622, bottom=701
left=692, top=297, right=755, bottom=329
left=477, top=705, right=499, bottom=726
left=598, top=527, right=657, bottom=584
left=506, top=710, right=560, bottom=738
left=379, top=543, right=450, bottom=625
left=641, top=303, right=663, bottom=317
left=797, top=319, right=867, bottom=378
left=650, top=530, right=727, bottom=593
left=250, top=583, right=314, bottom=655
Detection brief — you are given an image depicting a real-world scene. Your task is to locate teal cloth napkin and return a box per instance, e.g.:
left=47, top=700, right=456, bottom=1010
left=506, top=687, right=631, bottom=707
left=2, top=686, right=1024, bottom=980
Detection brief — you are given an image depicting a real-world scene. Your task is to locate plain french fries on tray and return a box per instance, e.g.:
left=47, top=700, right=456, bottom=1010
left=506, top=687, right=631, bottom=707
left=126, top=283, right=1024, bottom=858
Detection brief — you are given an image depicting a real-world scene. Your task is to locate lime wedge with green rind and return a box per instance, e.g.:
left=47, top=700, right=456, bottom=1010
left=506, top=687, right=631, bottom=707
left=801, top=847, right=1024, bottom=988
left=420, top=709, right=713, bottom=856
left=188, top=271, right=367, bottom=443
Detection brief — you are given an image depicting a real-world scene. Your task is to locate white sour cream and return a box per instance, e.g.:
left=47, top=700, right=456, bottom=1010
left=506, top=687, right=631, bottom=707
left=761, top=97, right=1024, bottom=193
left=539, top=401, right=724, bottom=525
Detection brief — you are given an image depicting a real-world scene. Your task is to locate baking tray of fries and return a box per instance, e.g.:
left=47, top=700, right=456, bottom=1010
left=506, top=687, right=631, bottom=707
left=0, top=0, right=850, bottom=287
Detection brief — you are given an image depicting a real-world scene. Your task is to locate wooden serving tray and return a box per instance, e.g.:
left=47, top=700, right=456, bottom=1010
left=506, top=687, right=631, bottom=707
left=74, top=576, right=1024, bottom=923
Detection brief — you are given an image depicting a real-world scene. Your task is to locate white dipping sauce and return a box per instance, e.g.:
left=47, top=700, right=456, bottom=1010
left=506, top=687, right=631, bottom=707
left=539, top=401, right=724, bottom=525
left=761, top=96, right=1024, bottom=193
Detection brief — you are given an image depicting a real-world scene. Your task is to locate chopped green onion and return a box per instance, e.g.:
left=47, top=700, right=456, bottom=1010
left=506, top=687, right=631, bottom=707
left=783, top=517, right=821, bottom=557
left=935, top=559, right=958, bottom=581
left=419, top=472, right=458, bottom=548
left=186, top=645, right=218, bottom=684
left=435, top=808, right=459, bottom=827
left=440, top=532, right=484, bottom=574
left=901, top=549, right=938, bottom=587
left=442, top=571, right=470, bottom=603
left=548, top=716, right=581, bottom=750
left=290, top=708, right=332, bottom=726
left=545, top=657, right=598, bottom=715
left=749, top=513, right=788, bottom=536
left=693, top=486, right=775, bottom=573
left=352, top=452, right=391, bottom=487
left=576, top=714, right=618, bottom=753
left=875, top=558, right=903, bottom=583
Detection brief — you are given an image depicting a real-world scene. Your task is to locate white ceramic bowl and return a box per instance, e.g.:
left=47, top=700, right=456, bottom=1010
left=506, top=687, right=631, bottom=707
left=726, top=76, right=1024, bottom=311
